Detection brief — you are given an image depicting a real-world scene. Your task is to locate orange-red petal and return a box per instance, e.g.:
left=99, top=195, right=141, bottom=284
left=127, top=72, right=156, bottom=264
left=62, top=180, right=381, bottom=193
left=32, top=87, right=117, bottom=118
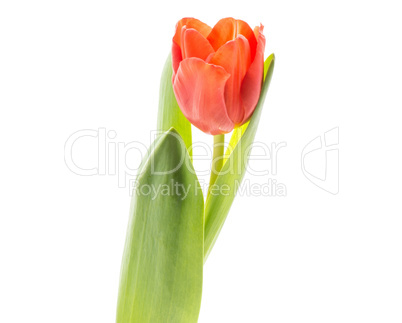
left=172, top=58, right=234, bottom=135
left=172, top=41, right=182, bottom=77
left=172, top=18, right=212, bottom=48
left=172, top=18, right=212, bottom=77
left=209, top=35, right=251, bottom=125
left=207, top=18, right=257, bottom=60
left=181, top=28, right=215, bottom=61
left=240, top=25, right=266, bottom=123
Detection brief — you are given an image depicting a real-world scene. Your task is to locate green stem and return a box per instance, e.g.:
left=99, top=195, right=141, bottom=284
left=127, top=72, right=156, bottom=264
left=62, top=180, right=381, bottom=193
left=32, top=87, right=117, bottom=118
left=208, top=134, right=225, bottom=193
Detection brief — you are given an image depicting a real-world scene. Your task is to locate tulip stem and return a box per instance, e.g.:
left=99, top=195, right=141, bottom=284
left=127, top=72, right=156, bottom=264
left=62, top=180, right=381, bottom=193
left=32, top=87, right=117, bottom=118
left=208, top=134, right=225, bottom=195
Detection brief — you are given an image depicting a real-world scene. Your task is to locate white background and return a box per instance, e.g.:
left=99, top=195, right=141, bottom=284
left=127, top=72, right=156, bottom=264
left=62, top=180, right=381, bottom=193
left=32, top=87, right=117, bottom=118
left=1, top=0, right=402, bottom=322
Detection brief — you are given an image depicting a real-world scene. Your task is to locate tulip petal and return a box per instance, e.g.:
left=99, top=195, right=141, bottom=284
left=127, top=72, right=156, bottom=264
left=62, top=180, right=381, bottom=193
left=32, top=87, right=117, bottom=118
left=173, top=18, right=212, bottom=48
left=209, top=35, right=251, bottom=125
left=182, top=28, right=215, bottom=61
left=172, top=41, right=182, bottom=77
left=172, top=18, right=212, bottom=76
left=240, top=25, right=266, bottom=123
left=207, top=18, right=257, bottom=60
left=173, top=58, right=234, bottom=135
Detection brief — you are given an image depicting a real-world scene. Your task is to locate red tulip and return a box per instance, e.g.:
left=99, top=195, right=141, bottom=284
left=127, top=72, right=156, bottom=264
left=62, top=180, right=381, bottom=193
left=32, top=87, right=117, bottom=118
left=171, top=17, right=266, bottom=135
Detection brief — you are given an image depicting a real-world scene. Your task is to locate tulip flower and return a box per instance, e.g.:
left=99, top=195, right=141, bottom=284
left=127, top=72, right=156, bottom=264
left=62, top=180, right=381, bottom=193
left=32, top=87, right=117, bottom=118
left=117, top=17, right=275, bottom=322
left=172, top=17, right=266, bottom=135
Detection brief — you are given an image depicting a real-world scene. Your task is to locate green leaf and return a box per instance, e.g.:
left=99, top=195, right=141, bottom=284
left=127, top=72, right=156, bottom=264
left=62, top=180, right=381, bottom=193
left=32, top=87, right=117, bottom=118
left=116, top=128, right=204, bottom=323
left=204, top=54, right=275, bottom=260
left=157, top=54, right=192, bottom=156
